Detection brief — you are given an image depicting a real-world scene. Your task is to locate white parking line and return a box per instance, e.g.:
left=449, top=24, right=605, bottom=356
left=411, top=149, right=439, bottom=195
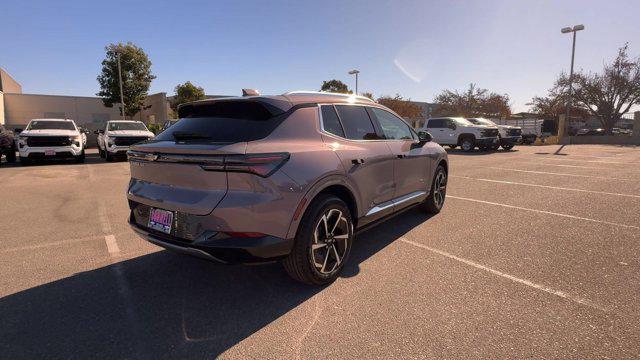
left=399, top=238, right=607, bottom=312
left=104, top=235, right=120, bottom=255
left=448, top=195, right=640, bottom=230
left=488, top=167, right=634, bottom=181
left=451, top=175, right=640, bottom=199
left=537, top=157, right=629, bottom=165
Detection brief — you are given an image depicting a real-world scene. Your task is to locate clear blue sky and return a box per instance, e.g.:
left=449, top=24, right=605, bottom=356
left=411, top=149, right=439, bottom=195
left=1, top=0, right=639, bottom=112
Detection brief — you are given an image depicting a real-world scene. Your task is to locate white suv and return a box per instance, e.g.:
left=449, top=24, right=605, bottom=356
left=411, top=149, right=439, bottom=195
left=96, top=120, right=155, bottom=161
left=16, top=119, right=85, bottom=165
left=421, top=117, right=499, bottom=152
left=467, top=118, right=522, bottom=150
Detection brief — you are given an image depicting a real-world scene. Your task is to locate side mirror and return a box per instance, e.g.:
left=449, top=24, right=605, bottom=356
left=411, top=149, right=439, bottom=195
left=418, top=131, right=432, bottom=143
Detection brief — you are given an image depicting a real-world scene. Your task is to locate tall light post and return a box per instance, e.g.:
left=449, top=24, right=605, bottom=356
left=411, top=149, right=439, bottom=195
left=561, top=24, right=584, bottom=136
left=117, top=53, right=125, bottom=119
left=348, top=69, right=360, bottom=95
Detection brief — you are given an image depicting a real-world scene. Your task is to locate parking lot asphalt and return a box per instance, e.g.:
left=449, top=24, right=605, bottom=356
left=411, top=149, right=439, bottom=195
left=1, top=145, right=639, bottom=359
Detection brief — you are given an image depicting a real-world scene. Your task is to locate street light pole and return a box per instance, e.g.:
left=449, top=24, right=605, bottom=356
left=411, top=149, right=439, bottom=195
left=348, top=69, right=360, bottom=95
left=117, top=53, right=125, bottom=120
left=561, top=24, right=584, bottom=137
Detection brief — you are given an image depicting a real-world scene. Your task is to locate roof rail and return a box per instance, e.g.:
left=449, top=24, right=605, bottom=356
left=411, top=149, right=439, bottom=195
left=282, top=91, right=375, bottom=103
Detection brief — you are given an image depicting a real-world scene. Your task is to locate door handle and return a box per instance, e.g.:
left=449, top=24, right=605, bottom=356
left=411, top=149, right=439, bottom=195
left=351, top=159, right=365, bottom=165
left=397, top=154, right=407, bottom=159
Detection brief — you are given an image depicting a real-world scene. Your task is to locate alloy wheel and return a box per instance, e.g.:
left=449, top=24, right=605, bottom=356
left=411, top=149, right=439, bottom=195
left=433, top=170, right=447, bottom=209
left=311, top=208, right=350, bottom=275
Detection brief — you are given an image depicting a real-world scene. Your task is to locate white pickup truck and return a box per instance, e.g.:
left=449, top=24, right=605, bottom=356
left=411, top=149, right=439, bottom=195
left=16, top=118, right=85, bottom=165
left=467, top=117, right=522, bottom=150
left=97, top=120, right=155, bottom=161
left=420, top=117, right=499, bottom=152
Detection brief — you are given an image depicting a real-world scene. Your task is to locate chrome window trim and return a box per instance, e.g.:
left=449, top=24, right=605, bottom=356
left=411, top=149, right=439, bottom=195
left=318, top=104, right=419, bottom=144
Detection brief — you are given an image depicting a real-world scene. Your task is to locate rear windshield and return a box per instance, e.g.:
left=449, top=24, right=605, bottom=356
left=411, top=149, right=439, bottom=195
left=156, top=101, right=284, bottom=143
left=108, top=122, right=148, bottom=131
left=27, top=121, right=76, bottom=130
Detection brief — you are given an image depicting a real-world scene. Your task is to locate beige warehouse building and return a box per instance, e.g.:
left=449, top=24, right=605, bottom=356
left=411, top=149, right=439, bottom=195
left=0, top=68, right=171, bottom=146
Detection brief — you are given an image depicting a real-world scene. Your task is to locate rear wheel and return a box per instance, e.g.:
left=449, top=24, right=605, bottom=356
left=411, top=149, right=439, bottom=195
left=422, top=165, right=447, bottom=214
left=20, top=156, right=31, bottom=166
left=283, top=194, right=353, bottom=285
left=460, top=137, right=475, bottom=152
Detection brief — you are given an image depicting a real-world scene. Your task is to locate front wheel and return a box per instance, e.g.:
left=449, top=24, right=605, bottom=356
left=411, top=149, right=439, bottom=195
left=460, top=137, right=475, bottom=152
left=20, top=156, right=31, bottom=166
left=422, top=165, right=447, bottom=214
left=6, top=147, right=17, bottom=163
left=283, top=194, right=353, bottom=285
left=75, top=150, right=85, bottom=163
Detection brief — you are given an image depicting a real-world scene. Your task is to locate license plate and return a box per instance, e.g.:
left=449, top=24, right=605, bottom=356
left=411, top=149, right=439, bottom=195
left=148, top=208, right=174, bottom=234
left=44, top=150, right=55, bottom=156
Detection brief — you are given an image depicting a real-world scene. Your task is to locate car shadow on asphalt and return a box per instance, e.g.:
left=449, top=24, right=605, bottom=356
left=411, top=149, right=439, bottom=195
left=0, top=151, right=127, bottom=168
left=0, top=207, right=434, bottom=359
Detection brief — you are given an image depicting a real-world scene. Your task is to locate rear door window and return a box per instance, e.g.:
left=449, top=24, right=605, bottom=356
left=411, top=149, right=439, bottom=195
left=335, top=105, right=380, bottom=140
left=156, top=101, right=284, bottom=143
left=320, top=105, right=345, bottom=138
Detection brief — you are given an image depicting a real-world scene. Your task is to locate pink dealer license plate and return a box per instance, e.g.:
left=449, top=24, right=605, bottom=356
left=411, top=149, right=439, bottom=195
left=148, top=208, right=174, bottom=234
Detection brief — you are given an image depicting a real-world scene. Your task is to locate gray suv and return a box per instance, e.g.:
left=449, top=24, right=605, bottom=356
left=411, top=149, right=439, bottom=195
left=127, top=92, right=448, bottom=284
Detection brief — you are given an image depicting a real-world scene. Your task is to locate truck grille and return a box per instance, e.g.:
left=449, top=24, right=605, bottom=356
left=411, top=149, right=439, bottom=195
left=507, top=128, right=522, bottom=136
left=481, top=129, right=499, bottom=137
left=27, top=136, right=71, bottom=147
left=113, top=136, right=148, bottom=146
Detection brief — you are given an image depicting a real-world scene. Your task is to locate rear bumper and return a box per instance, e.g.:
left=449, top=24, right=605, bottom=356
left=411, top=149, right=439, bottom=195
left=129, top=213, right=294, bottom=264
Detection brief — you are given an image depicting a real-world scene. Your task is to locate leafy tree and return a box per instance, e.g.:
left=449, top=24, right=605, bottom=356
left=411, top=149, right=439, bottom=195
left=172, top=81, right=206, bottom=111
left=433, top=83, right=511, bottom=118
left=361, top=92, right=374, bottom=100
left=376, top=94, right=423, bottom=119
left=96, top=42, right=156, bottom=117
left=320, top=79, right=352, bottom=94
left=531, top=44, right=640, bottom=132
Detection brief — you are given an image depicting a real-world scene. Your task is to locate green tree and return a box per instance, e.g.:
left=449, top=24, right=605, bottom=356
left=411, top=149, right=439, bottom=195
left=531, top=44, right=640, bottom=132
left=172, top=81, right=206, bottom=111
left=96, top=42, right=156, bottom=117
left=433, top=83, right=511, bottom=118
left=320, top=79, right=352, bottom=94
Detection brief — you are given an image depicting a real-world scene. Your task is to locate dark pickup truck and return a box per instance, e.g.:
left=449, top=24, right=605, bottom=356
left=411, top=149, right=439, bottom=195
left=0, top=125, right=17, bottom=165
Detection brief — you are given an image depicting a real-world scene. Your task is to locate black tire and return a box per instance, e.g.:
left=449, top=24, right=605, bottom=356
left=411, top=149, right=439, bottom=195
left=99, top=148, right=105, bottom=158
left=75, top=150, right=85, bottom=163
left=460, top=136, right=475, bottom=152
left=20, top=156, right=31, bottom=166
left=283, top=194, right=354, bottom=285
left=448, top=145, right=457, bottom=150
left=6, top=147, right=17, bottom=163
left=422, top=165, right=447, bottom=214
left=105, top=152, right=113, bottom=162
left=501, top=144, right=514, bottom=150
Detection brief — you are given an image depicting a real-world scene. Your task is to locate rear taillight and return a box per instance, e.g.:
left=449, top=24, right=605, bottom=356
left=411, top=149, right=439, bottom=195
left=224, top=153, right=290, bottom=177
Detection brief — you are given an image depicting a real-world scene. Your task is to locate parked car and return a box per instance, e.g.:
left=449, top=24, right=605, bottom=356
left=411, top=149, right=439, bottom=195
left=576, top=128, right=605, bottom=136
left=77, top=126, right=89, bottom=147
left=16, top=119, right=85, bottom=165
left=96, top=120, right=155, bottom=161
left=0, top=125, right=17, bottom=165
left=466, top=117, right=522, bottom=150
left=126, top=91, right=448, bottom=285
left=419, top=117, right=499, bottom=152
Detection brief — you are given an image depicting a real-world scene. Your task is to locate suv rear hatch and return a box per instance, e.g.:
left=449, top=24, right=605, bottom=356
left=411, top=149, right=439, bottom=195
left=127, top=99, right=291, bottom=216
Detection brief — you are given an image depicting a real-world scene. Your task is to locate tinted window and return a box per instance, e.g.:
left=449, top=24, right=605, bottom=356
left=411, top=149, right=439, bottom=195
left=156, top=101, right=284, bottom=143
left=335, top=105, right=379, bottom=140
left=370, top=108, right=415, bottom=140
left=427, top=119, right=445, bottom=128
left=27, top=121, right=76, bottom=130
left=320, top=105, right=345, bottom=138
